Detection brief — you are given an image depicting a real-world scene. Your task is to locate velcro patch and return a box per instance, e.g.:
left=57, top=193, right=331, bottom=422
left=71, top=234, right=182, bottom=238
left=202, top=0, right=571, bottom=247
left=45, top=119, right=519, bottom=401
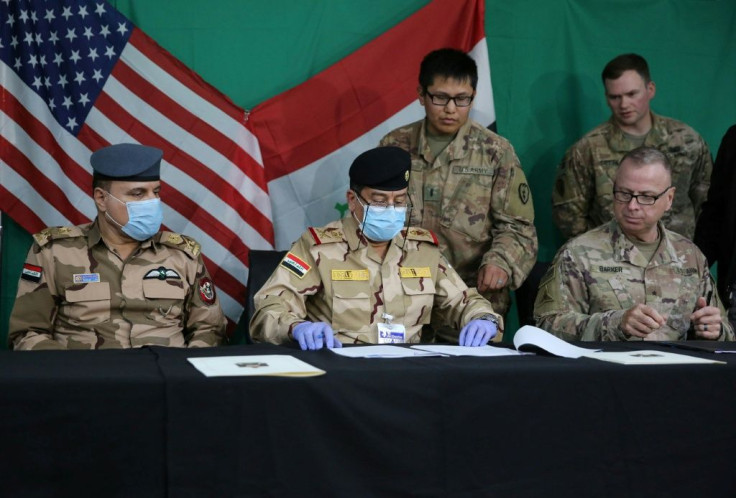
left=144, top=267, right=182, bottom=280
left=331, top=269, right=369, bottom=281
left=198, top=277, right=216, bottom=305
left=21, top=263, right=42, bottom=283
left=73, top=273, right=101, bottom=283
left=281, top=252, right=311, bottom=279
left=400, top=267, right=432, bottom=278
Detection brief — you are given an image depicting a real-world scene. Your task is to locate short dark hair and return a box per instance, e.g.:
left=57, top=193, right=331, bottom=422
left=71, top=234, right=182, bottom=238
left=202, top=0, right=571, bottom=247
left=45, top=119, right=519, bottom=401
left=92, top=178, right=112, bottom=192
left=601, top=53, right=651, bottom=84
left=419, top=48, right=478, bottom=92
left=619, top=146, right=672, bottom=175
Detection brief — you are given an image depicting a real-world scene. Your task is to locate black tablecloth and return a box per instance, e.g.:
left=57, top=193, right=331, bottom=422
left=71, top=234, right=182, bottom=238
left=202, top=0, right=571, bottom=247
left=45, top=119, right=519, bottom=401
left=3, top=343, right=736, bottom=497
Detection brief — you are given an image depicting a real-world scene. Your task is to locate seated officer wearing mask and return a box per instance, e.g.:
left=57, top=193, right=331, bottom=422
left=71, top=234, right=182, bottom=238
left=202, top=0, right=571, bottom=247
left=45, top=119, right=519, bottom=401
left=250, top=146, right=501, bottom=350
left=8, top=143, right=227, bottom=350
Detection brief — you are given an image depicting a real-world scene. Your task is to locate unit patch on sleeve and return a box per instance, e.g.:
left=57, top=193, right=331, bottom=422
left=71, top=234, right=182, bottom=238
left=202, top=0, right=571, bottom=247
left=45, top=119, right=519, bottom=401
left=21, top=264, right=43, bottom=283
left=280, top=252, right=311, bottom=279
left=198, top=277, right=217, bottom=305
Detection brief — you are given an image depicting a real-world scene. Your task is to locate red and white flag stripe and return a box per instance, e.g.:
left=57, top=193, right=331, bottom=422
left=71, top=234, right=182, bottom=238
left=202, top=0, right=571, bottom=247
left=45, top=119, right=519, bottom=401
left=249, top=0, right=494, bottom=249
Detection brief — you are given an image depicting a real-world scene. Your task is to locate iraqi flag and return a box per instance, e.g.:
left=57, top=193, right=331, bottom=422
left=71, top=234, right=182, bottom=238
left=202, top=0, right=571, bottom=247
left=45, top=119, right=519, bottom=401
left=248, top=0, right=495, bottom=249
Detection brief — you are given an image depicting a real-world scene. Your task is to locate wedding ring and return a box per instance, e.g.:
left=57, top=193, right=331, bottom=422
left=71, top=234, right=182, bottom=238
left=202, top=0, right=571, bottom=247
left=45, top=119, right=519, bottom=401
left=496, top=279, right=504, bottom=285
left=704, top=324, right=708, bottom=331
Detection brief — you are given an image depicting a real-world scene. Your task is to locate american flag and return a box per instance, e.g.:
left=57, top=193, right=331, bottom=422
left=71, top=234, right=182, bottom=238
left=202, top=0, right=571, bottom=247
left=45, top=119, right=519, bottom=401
left=0, top=0, right=274, bottom=327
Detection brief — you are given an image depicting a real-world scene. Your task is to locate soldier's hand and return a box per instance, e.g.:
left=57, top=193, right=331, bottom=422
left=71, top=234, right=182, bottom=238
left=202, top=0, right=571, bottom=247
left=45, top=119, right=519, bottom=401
left=477, top=264, right=509, bottom=292
left=459, top=319, right=497, bottom=347
left=690, top=296, right=722, bottom=340
left=292, top=321, right=342, bottom=350
left=620, top=304, right=666, bottom=338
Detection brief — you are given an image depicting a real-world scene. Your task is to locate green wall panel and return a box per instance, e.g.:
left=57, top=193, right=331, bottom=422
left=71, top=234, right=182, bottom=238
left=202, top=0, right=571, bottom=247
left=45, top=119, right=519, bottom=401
left=2, top=0, right=735, bottom=346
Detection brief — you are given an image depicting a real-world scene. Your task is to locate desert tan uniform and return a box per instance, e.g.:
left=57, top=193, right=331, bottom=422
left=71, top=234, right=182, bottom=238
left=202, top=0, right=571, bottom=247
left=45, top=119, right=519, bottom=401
left=250, top=216, right=500, bottom=345
left=534, top=220, right=733, bottom=342
left=552, top=112, right=712, bottom=240
left=9, top=221, right=227, bottom=350
left=380, top=118, right=537, bottom=317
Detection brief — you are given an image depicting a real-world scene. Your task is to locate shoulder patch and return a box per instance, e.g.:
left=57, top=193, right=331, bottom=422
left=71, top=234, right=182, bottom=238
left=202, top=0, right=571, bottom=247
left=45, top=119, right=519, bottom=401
left=308, top=226, right=345, bottom=245
left=280, top=252, right=311, bottom=278
left=158, top=231, right=201, bottom=258
left=404, top=227, right=438, bottom=245
left=33, top=226, right=83, bottom=247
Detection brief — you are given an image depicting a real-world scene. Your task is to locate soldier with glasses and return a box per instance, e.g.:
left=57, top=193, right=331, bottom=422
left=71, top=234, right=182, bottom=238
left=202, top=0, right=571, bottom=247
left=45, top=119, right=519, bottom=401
left=535, top=147, right=733, bottom=342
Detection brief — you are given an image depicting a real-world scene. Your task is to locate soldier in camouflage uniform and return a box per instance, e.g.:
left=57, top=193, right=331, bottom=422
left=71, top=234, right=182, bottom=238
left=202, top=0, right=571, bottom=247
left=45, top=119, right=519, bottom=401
left=535, top=147, right=733, bottom=342
left=379, top=48, right=537, bottom=322
left=250, top=146, right=501, bottom=349
left=8, top=144, right=226, bottom=350
left=552, top=53, right=712, bottom=240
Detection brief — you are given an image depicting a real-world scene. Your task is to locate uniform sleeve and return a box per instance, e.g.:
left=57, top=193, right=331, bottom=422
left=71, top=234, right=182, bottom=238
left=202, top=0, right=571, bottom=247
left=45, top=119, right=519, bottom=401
left=688, top=134, right=714, bottom=223
left=533, top=247, right=628, bottom=341
left=183, top=254, right=227, bottom=347
left=483, top=145, right=538, bottom=290
left=249, top=236, right=322, bottom=344
left=552, top=143, right=596, bottom=240
left=431, top=254, right=503, bottom=330
left=8, top=244, right=64, bottom=350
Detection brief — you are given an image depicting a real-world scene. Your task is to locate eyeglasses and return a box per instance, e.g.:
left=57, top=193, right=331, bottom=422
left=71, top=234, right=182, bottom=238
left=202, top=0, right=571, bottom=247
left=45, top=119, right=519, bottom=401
left=424, top=90, right=474, bottom=107
left=354, top=191, right=411, bottom=213
left=613, top=186, right=673, bottom=205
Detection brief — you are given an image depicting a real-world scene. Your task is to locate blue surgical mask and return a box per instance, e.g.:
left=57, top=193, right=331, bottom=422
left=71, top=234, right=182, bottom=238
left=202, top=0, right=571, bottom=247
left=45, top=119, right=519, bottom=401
left=354, top=196, right=407, bottom=242
left=105, top=192, right=163, bottom=241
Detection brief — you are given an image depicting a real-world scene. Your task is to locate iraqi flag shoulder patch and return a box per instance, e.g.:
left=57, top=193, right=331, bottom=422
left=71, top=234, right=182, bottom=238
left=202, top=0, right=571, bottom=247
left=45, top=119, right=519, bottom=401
left=21, top=263, right=43, bottom=283
left=280, top=252, right=311, bottom=279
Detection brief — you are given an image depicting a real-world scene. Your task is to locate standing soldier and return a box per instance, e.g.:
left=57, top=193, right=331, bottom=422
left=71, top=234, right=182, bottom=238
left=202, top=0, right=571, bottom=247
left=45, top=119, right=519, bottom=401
left=8, top=143, right=227, bottom=350
left=552, top=53, right=712, bottom=240
left=379, top=48, right=537, bottom=335
left=250, top=146, right=501, bottom=350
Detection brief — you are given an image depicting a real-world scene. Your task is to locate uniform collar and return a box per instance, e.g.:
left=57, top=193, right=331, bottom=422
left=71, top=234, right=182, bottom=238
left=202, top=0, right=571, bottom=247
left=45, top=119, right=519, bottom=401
left=418, top=118, right=473, bottom=165
left=610, top=219, right=679, bottom=267
left=608, top=111, right=665, bottom=152
left=342, top=214, right=407, bottom=257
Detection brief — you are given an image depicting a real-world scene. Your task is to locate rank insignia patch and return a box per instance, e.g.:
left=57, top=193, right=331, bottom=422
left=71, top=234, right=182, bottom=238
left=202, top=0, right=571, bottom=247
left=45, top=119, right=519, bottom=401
left=21, top=264, right=43, bottom=283
left=198, top=277, right=216, bottom=305
left=281, top=252, right=311, bottom=278
left=144, top=267, right=182, bottom=280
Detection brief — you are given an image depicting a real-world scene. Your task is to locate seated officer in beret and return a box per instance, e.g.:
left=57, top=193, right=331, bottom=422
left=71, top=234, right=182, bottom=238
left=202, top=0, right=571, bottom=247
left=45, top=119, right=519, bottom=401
left=8, top=143, right=227, bottom=350
left=250, top=146, right=501, bottom=350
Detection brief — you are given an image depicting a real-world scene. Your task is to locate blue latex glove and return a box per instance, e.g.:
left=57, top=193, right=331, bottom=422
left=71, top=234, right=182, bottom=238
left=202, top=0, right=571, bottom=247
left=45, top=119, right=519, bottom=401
left=292, top=321, right=343, bottom=351
left=459, top=319, right=497, bottom=347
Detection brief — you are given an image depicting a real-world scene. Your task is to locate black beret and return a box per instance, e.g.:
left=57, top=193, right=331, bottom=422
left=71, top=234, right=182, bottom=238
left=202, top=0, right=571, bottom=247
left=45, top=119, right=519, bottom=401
left=349, top=146, right=410, bottom=191
left=91, top=143, right=163, bottom=181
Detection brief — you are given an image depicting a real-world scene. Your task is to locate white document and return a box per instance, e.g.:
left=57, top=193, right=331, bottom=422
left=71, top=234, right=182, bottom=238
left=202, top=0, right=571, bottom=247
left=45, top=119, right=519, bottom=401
left=411, top=345, right=522, bottom=357
left=187, top=355, right=326, bottom=377
left=584, top=350, right=726, bottom=365
left=330, top=345, right=443, bottom=358
left=513, top=325, right=601, bottom=358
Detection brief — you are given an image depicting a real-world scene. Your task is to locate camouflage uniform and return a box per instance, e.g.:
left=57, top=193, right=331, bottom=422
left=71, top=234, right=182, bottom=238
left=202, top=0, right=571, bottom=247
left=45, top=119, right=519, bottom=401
left=249, top=215, right=501, bottom=345
left=534, top=220, right=734, bottom=342
left=552, top=113, right=712, bottom=240
left=9, top=221, right=227, bottom=350
left=379, top=119, right=538, bottom=316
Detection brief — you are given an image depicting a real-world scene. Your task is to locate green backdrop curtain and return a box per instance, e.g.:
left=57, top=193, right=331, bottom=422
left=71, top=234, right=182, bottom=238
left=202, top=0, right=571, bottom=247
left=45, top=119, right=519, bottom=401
left=2, top=0, right=734, bottom=346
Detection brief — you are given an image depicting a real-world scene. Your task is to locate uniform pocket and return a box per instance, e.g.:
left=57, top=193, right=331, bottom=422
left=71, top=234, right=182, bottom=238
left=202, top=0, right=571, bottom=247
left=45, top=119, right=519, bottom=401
left=440, top=175, right=491, bottom=242
left=331, top=280, right=371, bottom=330
left=142, top=280, right=187, bottom=323
left=64, top=282, right=111, bottom=324
left=401, top=277, right=437, bottom=324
